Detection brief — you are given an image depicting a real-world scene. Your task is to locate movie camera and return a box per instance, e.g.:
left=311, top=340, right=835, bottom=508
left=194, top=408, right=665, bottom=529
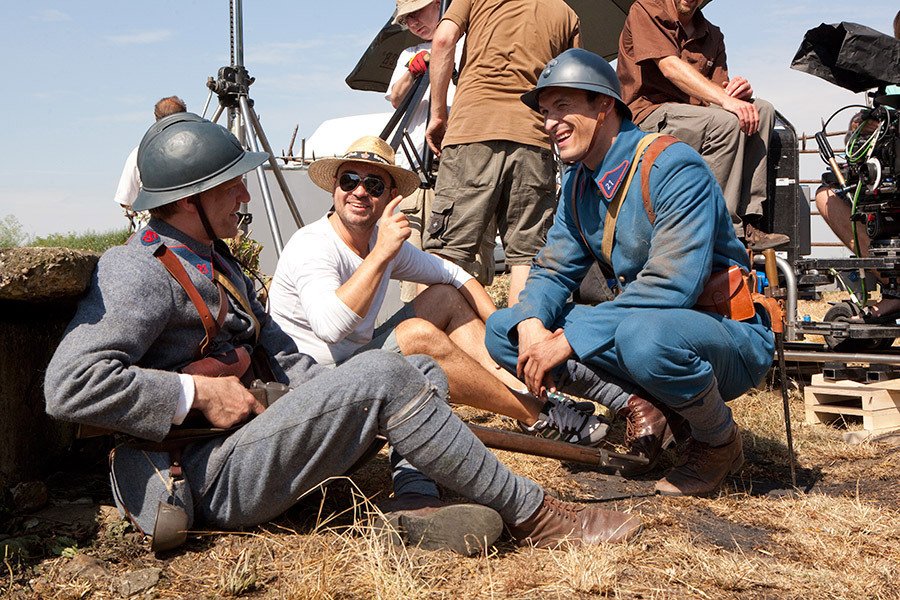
left=818, top=96, right=900, bottom=248
left=788, top=22, right=900, bottom=351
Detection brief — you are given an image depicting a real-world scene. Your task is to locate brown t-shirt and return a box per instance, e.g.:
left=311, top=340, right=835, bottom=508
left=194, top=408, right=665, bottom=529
left=617, top=0, right=728, bottom=125
left=441, top=0, right=580, bottom=149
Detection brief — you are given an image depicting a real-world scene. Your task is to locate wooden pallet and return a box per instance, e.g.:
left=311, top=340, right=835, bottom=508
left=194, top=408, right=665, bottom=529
left=805, top=374, right=900, bottom=436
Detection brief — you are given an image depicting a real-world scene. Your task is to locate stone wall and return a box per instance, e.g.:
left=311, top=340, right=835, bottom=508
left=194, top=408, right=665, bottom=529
left=0, top=247, right=98, bottom=487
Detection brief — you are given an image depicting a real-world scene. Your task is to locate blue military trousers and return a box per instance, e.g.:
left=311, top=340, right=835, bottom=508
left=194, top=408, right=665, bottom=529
left=486, top=304, right=774, bottom=410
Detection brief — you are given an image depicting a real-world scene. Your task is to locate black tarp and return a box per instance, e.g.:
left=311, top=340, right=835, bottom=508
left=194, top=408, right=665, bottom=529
left=790, top=22, right=900, bottom=93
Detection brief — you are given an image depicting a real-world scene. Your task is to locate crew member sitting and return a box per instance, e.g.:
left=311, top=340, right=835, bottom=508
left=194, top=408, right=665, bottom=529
left=485, top=49, right=775, bottom=496
left=617, top=0, right=788, bottom=250
left=815, top=10, right=900, bottom=322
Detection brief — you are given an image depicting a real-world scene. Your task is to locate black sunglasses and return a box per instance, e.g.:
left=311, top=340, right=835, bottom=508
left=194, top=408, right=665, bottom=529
left=338, top=171, right=387, bottom=198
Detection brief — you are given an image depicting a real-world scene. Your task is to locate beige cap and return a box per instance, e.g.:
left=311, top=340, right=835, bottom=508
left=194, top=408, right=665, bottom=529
left=393, top=0, right=435, bottom=26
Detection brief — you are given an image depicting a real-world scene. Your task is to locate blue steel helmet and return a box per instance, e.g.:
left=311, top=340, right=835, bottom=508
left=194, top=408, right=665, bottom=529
left=132, top=112, right=269, bottom=211
left=521, top=48, right=632, bottom=120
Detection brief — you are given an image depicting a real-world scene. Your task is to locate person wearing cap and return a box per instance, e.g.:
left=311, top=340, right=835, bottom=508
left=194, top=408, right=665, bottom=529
left=617, top=0, right=788, bottom=251
left=269, top=135, right=609, bottom=448
left=423, top=0, right=580, bottom=306
left=45, top=114, right=641, bottom=554
left=484, top=49, right=775, bottom=497
left=387, top=0, right=496, bottom=302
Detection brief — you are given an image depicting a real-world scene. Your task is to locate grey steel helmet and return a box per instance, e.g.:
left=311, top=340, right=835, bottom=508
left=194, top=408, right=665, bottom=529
left=521, top=48, right=632, bottom=120
left=132, top=112, right=269, bottom=211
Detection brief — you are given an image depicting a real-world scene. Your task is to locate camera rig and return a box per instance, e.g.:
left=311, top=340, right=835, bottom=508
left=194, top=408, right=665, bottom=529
left=788, top=21, right=900, bottom=352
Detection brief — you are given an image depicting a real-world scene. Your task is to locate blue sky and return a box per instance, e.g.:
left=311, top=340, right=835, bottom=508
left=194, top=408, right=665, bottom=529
left=1, top=1, right=897, bottom=238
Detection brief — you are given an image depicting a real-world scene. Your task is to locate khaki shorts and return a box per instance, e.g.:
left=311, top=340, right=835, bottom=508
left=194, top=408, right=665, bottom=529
left=350, top=302, right=418, bottom=358
left=424, top=140, right=557, bottom=267
left=398, top=187, right=496, bottom=301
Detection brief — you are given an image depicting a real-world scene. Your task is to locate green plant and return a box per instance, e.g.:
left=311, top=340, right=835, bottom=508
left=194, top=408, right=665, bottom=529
left=0, top=215, right=29, bottom=248
left=226, top=229, right=271, bottom=300
left=30, top=228, right=130, bottom=253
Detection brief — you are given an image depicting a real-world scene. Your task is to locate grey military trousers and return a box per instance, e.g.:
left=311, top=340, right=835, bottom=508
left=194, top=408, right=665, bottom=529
left=112, top=350, right=543, bottom=533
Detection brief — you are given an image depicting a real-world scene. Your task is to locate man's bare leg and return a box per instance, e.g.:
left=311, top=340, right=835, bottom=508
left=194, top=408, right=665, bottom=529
left=508, top=264, right=530, bottom=307
left=396, top=288, right=610, bottom=445
left=394, top=317, right=543, bottom=423
left=412, top=285, right=528, bottom=392
left=816, top=186, right=900, bottom=316
left=816, top=186, right=868, bottom=255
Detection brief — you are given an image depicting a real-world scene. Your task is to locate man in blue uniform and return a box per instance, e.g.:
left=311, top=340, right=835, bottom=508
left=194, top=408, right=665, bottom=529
left=485, top=49, right=775, bottom=496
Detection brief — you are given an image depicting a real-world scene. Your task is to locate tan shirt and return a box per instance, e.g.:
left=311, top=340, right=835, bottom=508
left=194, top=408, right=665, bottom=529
left=441, top=0, right=580, bottom=149
left=617, top=0, right=728, bottom=125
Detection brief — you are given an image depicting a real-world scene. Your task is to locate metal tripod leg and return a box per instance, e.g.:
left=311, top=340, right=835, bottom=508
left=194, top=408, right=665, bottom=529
left=242, top=102, right=303, bottom=228
left=763, top=249, right=798, bottom=488
left=238, top=96, right=284, bottom=254
left=777, top=331, right=798, bottom=488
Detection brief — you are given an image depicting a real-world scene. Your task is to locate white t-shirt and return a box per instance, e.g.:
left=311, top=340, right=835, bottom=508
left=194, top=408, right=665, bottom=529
left=385, top=39, right=463, bottom=170
left=114, top=146, right=140, bottom=207
left=268, top=214, right=472, bottom=365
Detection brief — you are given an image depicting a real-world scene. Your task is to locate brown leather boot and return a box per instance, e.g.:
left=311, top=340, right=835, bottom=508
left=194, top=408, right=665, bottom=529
left=744, top=222, right=790, bottom=251
left=654, top=425, right=744, bottom=497
left=507, top=495, right=642, bottom=548
left=619, top=394, right=673, bottom=475
left=373, top=494, right=503, bottom=556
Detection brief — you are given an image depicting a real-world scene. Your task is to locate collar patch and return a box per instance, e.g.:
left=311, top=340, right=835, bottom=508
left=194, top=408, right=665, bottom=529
left=597, top=160, right=629, bottom=200
left=170, top=245, right=214, bottom=281
left=140, top=230, right=160, bottom=246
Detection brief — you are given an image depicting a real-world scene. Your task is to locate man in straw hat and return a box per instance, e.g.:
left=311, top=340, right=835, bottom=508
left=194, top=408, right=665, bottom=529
left=269, top=136, right=609, bottom=449
left=46, top=115, right=641, bottom=554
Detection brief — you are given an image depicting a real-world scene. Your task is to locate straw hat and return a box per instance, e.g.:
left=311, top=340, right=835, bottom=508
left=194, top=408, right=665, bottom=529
left=393, top=0, right=434, bottom=25
left=307, top=136, right=421, bottom=198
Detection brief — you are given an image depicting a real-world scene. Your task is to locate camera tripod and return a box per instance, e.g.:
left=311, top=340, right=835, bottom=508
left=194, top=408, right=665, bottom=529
left=200, top=0, right=303, bottom=256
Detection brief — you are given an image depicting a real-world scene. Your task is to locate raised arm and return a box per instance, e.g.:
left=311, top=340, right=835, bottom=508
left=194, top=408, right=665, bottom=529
left=336, top=195, right=410, bottom=317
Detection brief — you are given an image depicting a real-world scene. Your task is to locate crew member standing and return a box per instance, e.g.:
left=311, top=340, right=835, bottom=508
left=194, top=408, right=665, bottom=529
left=424, top=0, right=580, bottom=306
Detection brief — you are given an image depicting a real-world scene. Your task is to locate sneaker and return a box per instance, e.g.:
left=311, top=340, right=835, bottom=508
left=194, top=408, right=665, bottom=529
left=546, top=390, right=600, bottom=417
left=518, top=394, right=609, bottom=446
left=371, top=493, right=503, bottom=556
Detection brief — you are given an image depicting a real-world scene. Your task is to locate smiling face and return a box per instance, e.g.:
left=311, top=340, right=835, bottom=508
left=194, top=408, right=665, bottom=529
left=198, top=176, right=249, bottom=240
left=403, top=0, right=441, bottom=41
left=538, top=87, right=611, bottom=168
left=331, top=162, right=395, bottom=233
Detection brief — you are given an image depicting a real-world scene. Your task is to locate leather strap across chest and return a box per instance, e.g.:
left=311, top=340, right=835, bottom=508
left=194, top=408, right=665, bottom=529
left=154, top=244, right=224, bottom=356
left=570, top=134, right=679, bottom=268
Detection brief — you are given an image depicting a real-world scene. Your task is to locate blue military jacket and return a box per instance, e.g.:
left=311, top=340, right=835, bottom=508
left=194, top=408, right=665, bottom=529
left=510, top=120, right=771, bottom=364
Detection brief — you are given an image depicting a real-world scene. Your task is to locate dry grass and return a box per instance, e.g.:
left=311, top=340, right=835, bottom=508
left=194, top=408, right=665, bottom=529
left=13, top=385, right=898, bottom=600
left=6, top=282, right=900, bottom=599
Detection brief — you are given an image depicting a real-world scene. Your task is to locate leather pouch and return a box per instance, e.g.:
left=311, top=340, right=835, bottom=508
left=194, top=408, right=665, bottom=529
left=180, top=347, right=251, bottom=379
left=695, top=265, right=755, bottom=321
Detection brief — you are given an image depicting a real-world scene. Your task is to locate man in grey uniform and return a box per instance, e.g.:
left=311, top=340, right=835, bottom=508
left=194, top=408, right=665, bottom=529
left=44, top=113, right=641, bottom=553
